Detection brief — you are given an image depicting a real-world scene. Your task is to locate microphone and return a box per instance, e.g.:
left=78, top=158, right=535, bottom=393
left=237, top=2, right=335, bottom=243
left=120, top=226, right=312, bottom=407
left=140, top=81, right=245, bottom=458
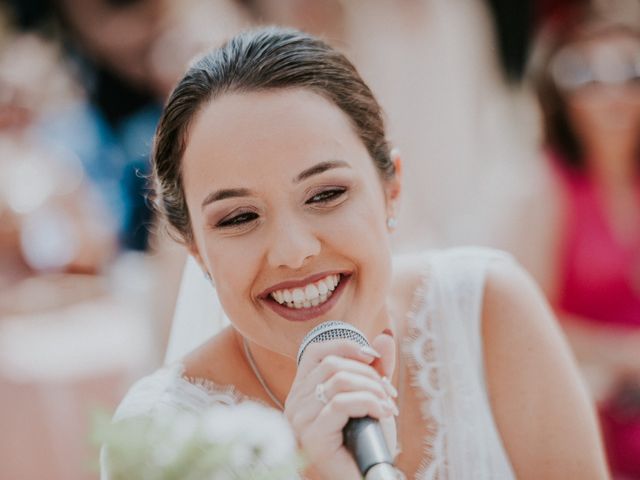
left=297, top=321, right=399, bottom=480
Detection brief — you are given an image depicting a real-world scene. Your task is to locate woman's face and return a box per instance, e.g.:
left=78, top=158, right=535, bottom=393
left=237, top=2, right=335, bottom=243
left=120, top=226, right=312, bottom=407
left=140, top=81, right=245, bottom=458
left=560, top=32, right=640, bottom=140
left=181, top=88, right=400, bottom=358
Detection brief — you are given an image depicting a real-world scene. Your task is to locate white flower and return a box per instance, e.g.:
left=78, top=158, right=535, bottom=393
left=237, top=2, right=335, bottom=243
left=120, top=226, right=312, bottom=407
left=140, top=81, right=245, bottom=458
left=151, top=410, right=200, bottom=468
left=202, top=402, right=297, bottom=468
left=96, top=400, right=301, bottom=480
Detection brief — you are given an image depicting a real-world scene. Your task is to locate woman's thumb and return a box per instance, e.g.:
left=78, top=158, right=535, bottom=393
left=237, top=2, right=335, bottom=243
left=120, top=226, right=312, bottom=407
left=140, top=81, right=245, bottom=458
left=370, top=329, right=396, bottom=379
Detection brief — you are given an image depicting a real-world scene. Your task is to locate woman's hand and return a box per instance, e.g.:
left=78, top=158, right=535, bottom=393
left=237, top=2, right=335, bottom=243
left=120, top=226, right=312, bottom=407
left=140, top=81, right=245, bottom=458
left=284, top=331, right=398, bottom=480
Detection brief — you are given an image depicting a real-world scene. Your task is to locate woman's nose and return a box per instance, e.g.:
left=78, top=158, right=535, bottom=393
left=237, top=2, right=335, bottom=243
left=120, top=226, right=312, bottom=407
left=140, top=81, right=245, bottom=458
left=266, top=217, right=321, bottom=269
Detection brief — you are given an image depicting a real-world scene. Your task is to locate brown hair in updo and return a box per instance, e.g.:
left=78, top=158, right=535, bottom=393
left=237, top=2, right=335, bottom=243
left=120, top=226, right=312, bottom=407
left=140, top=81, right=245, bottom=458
left=152, top=26, right=393, bottom=244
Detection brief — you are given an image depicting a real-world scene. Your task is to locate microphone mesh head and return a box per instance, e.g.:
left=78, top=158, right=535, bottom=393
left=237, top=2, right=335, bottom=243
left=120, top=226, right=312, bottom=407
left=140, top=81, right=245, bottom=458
left=296, top=321, right=369, bottom=365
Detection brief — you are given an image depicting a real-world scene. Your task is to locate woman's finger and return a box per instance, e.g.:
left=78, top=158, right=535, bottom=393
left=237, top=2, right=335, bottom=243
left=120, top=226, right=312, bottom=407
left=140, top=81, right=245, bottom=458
left=370, top=330, right=396, bottom=379
left=288, top=369, right=394, bottom=430
left=290, top=353, right=385, bottom=407
left=307, top=391, right=396, bottom=442
left=287, top=356, right=389, bottom=416
left=323, top=370, right=389, bottom=401
left=296, top=339, right=381, bottom=376
left=314, top=354, right=386, bottom=385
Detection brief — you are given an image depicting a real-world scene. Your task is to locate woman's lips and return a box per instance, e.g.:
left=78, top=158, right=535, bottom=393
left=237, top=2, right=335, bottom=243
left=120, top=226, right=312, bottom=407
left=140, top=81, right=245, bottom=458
left=262, top=274, right=350, bottom=322
left=260, top=270, right=346, bottom=298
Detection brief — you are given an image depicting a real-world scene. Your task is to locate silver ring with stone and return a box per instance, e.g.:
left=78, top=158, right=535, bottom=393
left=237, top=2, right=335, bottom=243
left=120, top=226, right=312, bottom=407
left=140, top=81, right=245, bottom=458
left=315, top=382, right=329, bottom=405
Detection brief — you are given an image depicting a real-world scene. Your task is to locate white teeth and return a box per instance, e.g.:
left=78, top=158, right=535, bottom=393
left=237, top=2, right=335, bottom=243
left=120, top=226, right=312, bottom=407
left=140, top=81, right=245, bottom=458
left=292, top=289, right=305, bottom=303
left=305, top=284, right=319, bottom=299
left=269, top=274, right=342, bottom=309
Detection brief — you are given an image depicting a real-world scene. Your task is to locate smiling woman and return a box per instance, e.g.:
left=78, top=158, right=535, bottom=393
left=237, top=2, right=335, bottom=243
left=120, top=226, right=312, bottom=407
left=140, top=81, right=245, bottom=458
left=102, top=27, right=610, bottom=480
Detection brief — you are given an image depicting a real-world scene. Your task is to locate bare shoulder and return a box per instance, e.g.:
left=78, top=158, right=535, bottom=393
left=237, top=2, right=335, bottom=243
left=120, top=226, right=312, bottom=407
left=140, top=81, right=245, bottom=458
left=481, top=258, right=609, bottom=479
left=182, top=326, right=247, bottom=386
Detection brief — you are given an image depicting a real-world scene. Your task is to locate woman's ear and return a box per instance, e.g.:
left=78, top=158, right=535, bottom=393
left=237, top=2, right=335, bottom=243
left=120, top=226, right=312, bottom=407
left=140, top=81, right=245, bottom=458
left=385, top=147, right=403, bottom=213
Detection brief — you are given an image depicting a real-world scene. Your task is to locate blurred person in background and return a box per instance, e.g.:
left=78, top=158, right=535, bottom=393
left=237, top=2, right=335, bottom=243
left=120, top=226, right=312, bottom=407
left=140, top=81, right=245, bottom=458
left=5, top=0, right=167, bottom=251
left=529, top=2, right=640, bottom=476
left=4, top=0, right=251, bottom=252
left=2, top=0, right=250, bottom=325
left=0, top=25, right=117, bottom=288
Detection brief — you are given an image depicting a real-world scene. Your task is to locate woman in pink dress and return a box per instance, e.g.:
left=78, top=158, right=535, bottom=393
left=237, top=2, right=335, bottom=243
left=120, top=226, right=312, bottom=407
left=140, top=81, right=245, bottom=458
left=532, top=6, right=640, bottom=477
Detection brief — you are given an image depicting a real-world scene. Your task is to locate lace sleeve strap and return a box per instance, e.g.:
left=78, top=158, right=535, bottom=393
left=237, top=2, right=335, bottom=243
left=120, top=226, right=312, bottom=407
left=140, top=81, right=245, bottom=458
left=406, top=247, right=516, bottom=479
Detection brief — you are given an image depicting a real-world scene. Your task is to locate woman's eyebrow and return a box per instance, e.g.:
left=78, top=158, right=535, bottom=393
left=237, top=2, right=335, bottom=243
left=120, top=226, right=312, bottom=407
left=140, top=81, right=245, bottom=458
left=201, top=160, right=350, bottom=209
left=294, top=160, right=350, bottom=183
left=201, top=188, right=251, bottom=209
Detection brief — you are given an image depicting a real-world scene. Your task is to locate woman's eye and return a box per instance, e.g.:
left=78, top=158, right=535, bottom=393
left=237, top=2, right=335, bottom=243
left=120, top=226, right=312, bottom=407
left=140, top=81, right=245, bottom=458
left=216, top=211, right=259, bottom=228
left=306, top=188, right=346, bottom=204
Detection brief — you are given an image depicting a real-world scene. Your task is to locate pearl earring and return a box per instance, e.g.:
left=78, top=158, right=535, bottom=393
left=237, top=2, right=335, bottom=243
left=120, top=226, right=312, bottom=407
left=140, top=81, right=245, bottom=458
left=387, top=217, right=397, bottom=230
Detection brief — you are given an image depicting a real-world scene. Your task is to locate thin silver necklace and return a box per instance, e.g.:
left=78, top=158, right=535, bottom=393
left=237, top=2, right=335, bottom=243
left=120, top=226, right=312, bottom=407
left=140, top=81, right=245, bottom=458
left=242, top=336, right=285, bottom=410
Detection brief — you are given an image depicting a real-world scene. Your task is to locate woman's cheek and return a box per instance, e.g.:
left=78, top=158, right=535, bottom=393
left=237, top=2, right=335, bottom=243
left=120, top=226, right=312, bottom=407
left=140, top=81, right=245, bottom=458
left=209, top=245, right=260, bottom=305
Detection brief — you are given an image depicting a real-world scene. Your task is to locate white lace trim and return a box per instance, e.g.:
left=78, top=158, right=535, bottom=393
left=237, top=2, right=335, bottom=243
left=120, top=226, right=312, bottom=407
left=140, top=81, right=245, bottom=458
left=177, top=365, right=243, bottom=406
left=402, top=253, right=447, bottom=480
left=176, top=363, right=286, bottom=412
left=400, top=248, right=517, bottom=480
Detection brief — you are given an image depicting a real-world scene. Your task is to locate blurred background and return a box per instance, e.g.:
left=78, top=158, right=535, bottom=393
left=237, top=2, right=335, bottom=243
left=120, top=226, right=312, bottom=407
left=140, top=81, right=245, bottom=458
left=0, top=0, right=638, bottom=478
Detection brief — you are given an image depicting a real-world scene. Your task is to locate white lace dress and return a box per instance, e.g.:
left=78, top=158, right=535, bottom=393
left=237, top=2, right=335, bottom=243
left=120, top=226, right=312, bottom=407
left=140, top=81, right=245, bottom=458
left=101, top=247, right=516, bottom=479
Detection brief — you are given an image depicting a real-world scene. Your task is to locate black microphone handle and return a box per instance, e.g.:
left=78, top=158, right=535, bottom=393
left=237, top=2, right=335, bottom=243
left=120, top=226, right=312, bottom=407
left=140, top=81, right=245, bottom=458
left=343, top=416, right=395, bottom=477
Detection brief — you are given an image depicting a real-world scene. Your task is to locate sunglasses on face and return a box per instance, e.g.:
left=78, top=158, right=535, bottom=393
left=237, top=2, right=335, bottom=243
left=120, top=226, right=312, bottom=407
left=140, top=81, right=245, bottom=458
left=550, top=43, right=640, bottom=91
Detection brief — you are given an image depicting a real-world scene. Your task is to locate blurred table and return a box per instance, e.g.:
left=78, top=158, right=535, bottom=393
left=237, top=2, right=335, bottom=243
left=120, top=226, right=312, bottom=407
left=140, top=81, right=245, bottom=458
left=0, top=260, right=158, bottom=480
